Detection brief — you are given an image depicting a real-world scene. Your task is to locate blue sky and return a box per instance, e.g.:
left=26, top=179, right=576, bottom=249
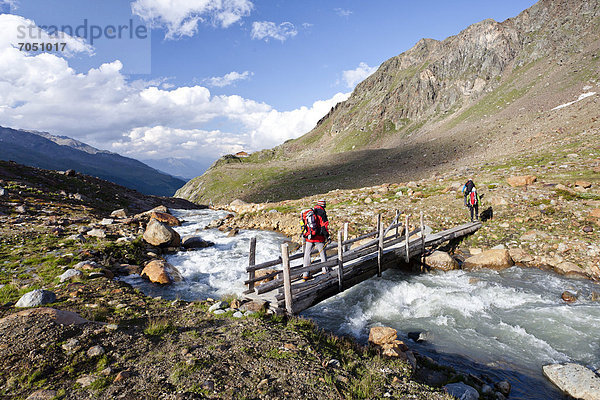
left=0, top=0, right=537, bottom=176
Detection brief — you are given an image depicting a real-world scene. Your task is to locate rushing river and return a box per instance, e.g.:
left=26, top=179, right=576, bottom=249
left=124, top=209, right=600, bottom=399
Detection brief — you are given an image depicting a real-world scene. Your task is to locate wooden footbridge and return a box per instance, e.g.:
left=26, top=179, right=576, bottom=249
left=243, top=212, right=481, bottom=315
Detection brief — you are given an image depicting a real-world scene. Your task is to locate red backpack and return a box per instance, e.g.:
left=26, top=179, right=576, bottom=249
left=468, top=189, right=478, bottom=206
left=301, top=209, right=320, bottom=239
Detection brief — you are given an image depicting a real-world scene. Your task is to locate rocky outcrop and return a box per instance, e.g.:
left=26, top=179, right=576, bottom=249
left=141, top=260, right=183, bottom=284
left=463, top=249, right=514, bottom=270
left=444, top=382, right=479, bottom=400
left=143, top=219, right=181, bottom=247
left=424, top=251, right=459, bottom=271
left=542, top=363, right=600, bottom=400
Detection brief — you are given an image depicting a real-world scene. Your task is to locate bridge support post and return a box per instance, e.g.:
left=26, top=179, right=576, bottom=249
left=420, top=211, right=426, bottom=269
left=337, top=230, right=344, bottom=291
left=405, top=214, right=410, bottom=263
left=343, top=222, right=349, bottom=251
left=281, top=243, right=293, bottom=315
left=395, top=210, right=400, bottom=238
left=378, top=215, right=384, bottom=277
left=248, top=237, right=257, bottom=292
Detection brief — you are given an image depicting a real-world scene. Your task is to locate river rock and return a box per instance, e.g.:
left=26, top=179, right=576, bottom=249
left=181, top=235, right=214, bottom=249
left=59, top=268, right=83, bottom=282
left=444, top=382, right=479, bottom=400
left=425, top=251, right=459, bottom=271
left=208, top=301, right=229, bottom=312
left=150, top=211, right=181, bottom=226
left=496, top=380, right=511, bottom=396
left=507, top=175, right=537, bottom=187
left=554, top=261, right=583, bottom=276
left=509, top=248, right=534, bottom=264
left=462, top=249, right=514, bottom=270
left=542, top=363, right=600, bottom=400
left=15, top=289, right=56, bottom=308
left=141, top=260, right=183, bottom=284
left=561, top=291, right=577, bottom=303
left=368, top=326, right=397, bottom=346
left=143, top=219, right=181, bottom=247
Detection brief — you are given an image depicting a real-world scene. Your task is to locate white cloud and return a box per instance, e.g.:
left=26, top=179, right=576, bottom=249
left=251, top=21, right=297, bottom=42
left=131, top=0, right=253, bottom=39
left=334, top=8, right=352, bottom=17
left=0, top=14, right=348, bottom=162
left=342, top=62, right=378, bottom=88
left=204, top=70, right=252, bottom=87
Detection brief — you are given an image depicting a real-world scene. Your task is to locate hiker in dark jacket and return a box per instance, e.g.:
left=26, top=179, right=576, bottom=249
left=462, top=179, right=480, bottom=222
left=301, top=199, right=330, bottom=280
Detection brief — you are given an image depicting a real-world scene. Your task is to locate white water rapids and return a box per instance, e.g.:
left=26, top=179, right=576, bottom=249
left=124, top=209, right=600, bottom=399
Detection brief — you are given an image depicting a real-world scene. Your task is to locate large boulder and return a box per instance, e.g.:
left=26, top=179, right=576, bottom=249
left=462, top=249, right=514, bottom=270
left=141, top=260, right=183, bottom=284
left=543, top=363, right=600, bottom=400
left=182, top=236, right=215, bottom=249
left=507, top=175, right=537, bottom=187
left=368, top=326, right=397, bottom=346
left=143, top=219, right=181, bottom=247
left=150, top=211, right=181, bottom=227
left=425, top=251, right=459, bottom=271
left=15, top=289, right=56, bottom=308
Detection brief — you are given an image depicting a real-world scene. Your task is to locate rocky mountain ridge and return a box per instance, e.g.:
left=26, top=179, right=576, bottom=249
left=0, top=126, right=187, bottom=197
left=176, top=0, right=600, bottom=205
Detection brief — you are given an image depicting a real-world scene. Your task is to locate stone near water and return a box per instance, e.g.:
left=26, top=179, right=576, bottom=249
left=227, top=228, right=239, bottom=237
left=181, top=235, right=214, bottom=249
left=232, top=311, right=244, bottom=318
left=141, top=260, right=183, bottom=285
left=496, top=380, right=511, bottom=396
left=59, top=268, right=82, bottom=282
left=143, top=219, right=181, bottom=247
left=213, top=309, right=226, bottom=315
left=408, top=331, right=432, bottom=343
left=462, top=249, right=514, bottom=270
left=87, top=345, right=105, bottom=358
left=509, top=248, right=534, bottom=264
left=150, top=211, right=181, bottom=226
left=554, top=261, right=582, bottom=276
left=15, top=289, right=56, bottom=308
left=444, top=382, right=479, bottom=400
left=86, top=228, right=106, bottom=238
left=543, top=363, right=600, bottom=400
left=424, top=251, right=459, bottom=271
left=240, top=299, right=268, bottom=313
left=208, top=301, right=229, bottom=312
left=369, top=326, right=397, bottom=346
left=110, top=209, right=127, bottom=218
left=507, top=175, right=537, bottom=187
left=561, top=291, right=577, bottom=303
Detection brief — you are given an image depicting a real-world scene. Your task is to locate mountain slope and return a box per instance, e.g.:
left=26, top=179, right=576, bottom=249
left=0, top=127, right=187, bottom=196
left=177, top=0, right=600, bottom=205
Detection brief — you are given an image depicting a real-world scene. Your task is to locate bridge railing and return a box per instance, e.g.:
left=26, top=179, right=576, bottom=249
left=244, top=211, right=425, bottom=297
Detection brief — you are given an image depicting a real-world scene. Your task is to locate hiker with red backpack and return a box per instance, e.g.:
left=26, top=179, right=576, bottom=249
left=462, top=179, right=481, bottom=222
left=301, top=199, right=331, bottom=280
